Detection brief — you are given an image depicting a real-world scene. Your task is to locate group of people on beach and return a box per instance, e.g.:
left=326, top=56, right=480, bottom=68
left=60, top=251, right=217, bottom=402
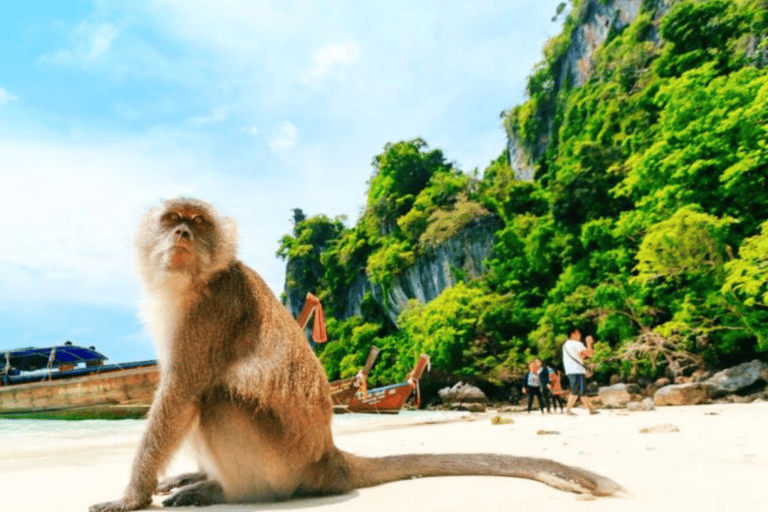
left=523, top=327, right=598, bottom=416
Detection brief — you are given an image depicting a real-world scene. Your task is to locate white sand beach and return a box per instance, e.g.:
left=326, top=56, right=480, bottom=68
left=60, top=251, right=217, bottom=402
left=2, top=402, right=765, bottom=512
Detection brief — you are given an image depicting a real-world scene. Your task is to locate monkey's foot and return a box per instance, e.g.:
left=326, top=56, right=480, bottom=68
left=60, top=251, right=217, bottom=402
left=89, top=497, right=151, bottom=512
left=162, top=481, right=225, bottom=507
left=156, top=472, right=208, bottom=495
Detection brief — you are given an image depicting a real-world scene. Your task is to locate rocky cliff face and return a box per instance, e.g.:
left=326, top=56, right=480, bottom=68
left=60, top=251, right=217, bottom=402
left=508, top=135, right=535, bottom=182
left=508, top=0, right=667, bottom=181
left=561, top=0, right=648, bottom=88
left=343, top=216, right=502, bottom=325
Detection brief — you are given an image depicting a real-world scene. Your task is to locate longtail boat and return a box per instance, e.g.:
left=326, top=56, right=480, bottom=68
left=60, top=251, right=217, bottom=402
left=327, top=345, right=380, bottom=407
left=0, top=343, right=159, bottom=419
left=332, top=353, right=431, bottom=414
left=295, top=293, right=431, bottom=413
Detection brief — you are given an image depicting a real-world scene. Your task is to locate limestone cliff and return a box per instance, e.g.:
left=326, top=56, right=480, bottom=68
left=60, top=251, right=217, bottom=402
left=343, top=216, right=501, bottom=326
left=507, top=0, right=668, bottom=181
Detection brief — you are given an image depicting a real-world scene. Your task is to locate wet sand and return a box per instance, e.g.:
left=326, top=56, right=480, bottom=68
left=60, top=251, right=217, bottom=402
left=3, top=402, right=765, bottom=511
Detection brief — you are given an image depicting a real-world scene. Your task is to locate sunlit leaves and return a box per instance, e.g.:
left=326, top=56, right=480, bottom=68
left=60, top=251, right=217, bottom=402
left=634, top=207, right=736, bottom=283
left=724, top=219, right=768, bottom=306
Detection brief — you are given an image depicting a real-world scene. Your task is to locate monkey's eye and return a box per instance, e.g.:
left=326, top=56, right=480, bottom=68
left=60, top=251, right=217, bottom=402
left=161, top=211, right=182, bottom=225
left=193, top=215, right=205, bottom=225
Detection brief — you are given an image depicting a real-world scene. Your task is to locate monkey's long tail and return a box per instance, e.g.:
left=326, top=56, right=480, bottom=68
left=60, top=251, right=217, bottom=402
left=342, top=452, right=625, bottom=497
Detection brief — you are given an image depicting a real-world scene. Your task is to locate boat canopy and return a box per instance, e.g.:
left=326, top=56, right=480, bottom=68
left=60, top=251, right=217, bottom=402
left=1, top=344, right=107, bottom=374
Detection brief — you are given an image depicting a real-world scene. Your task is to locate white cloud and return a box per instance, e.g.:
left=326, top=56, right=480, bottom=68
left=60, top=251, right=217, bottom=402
left=302, top=41, right=362, bottom=83
left=0, top=140, right=166, bottom=309
left=187, top=105, right=230, bottom=126
left=267, top=120, right=299, bottom=152
left=88, top=23, right=117, bottom=60
left=243, top=125, right=259, bottom=137
left=0, top=130, right=307, bottom=311
left=0, top=87, right=17, bottom=106
left=40, top=22, right=117, bottom=67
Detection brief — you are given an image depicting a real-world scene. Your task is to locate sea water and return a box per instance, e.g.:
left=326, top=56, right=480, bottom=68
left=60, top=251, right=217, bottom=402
left=0, top=410, right=467, bottom=469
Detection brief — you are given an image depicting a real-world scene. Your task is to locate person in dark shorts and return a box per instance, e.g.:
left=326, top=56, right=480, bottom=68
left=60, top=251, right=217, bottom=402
left=535, top=358, right=551, bottom=412
left=561, top=327, right=598, bottom=415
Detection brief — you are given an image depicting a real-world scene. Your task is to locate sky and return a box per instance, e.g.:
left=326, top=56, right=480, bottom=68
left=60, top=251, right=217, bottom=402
left=0, top=1, right=569, bottom=364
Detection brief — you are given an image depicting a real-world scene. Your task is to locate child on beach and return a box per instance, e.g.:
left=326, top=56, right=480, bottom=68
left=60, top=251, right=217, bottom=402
left=548, top=367, right=565, bottom=413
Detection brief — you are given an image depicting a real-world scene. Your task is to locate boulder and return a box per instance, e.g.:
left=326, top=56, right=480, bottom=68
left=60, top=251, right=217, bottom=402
left=654, top=383, right=710, bottom=406
left=448, top=402, right=487, bottom=413
left=691, top=369, right=711, bottom=383
left=438, top=382, right=488, bottom=404
left=728, top=394, right=758, bottom=404
left=599, top=383, right=644, bottom=407
left=704, top=360, right=768, bottom=398
left=627, top=397, right=655, bottom=412
left=598, top=383, right=632, bottom=407
left=655, top=377, right=671, bottom=388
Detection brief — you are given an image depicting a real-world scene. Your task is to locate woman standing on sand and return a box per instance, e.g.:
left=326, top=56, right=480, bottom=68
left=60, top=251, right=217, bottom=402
left=523, top=359, right=545, bottom=413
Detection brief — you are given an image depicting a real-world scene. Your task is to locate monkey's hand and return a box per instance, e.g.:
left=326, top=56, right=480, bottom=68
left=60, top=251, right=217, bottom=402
left=156, top=472, right=208, bottom=494
left=89, top=496, right=151, bottom=512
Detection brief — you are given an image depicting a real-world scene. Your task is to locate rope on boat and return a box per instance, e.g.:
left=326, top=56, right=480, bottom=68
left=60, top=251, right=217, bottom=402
left=415, top=380, right=421, bottom=408
left=46, top=347, right=57, bottom=381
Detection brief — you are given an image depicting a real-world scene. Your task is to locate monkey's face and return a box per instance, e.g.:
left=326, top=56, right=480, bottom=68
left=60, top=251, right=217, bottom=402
left=160, top=206, right=215, bottom=272
left=135, top=198, right=238, bottom=286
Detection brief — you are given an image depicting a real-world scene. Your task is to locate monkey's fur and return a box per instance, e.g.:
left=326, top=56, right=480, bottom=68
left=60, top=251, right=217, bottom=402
left=90, top=198, right=623, bottom=511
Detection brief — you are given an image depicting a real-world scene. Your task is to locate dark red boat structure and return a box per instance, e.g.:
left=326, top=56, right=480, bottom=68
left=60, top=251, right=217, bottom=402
left=296, top=293, right=431, bottom=414
left=332, top=353, right=430, bottom=414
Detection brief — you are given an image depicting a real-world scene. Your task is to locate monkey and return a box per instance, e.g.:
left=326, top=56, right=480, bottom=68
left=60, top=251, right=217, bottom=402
left=90, top=197, right=624, bottom=512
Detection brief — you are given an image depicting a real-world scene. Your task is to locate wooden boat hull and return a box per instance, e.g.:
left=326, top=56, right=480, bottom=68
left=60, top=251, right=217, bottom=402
left=329, top=376, right=359, bottom=407
left=334, top=381, right=418, bottom=414
left=331, top=354, right=430, bottom=414
left=0, top=364, right=158, bottom=419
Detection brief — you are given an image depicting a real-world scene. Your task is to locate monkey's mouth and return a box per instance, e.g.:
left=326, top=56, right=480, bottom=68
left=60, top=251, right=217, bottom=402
left=169, top=245, right=193, bottom=267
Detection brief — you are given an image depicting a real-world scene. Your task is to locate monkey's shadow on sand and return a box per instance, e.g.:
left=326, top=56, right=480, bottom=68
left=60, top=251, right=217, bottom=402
left=148, top=492, right=359, bottom=510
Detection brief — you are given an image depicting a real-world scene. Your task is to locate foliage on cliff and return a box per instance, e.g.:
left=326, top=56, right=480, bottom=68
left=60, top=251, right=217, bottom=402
left=280, top=0, right=768, bottom=386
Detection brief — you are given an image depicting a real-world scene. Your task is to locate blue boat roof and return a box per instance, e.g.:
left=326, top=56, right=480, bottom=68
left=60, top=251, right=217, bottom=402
left=1, top=344, right=107, bottom=372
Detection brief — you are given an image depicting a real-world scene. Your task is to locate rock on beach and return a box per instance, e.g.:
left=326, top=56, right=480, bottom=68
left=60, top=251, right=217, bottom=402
left=704, top=360, right=768, bottom=398
left=654, top=382, right=710, bottom=406
left=598, top=383, right=642, bottom=407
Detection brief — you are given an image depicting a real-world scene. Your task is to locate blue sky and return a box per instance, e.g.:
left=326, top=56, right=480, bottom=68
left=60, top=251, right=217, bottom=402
left=0, top=1, right=568, bottom=363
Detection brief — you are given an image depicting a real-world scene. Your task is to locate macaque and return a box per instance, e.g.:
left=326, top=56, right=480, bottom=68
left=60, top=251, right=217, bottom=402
left=90, top=197, right=623, bottom=511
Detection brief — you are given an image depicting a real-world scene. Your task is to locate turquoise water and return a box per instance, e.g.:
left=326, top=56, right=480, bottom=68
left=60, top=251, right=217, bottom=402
left=0, top=410, right=468, bottom=461
left=0, top=418, right=147, bottom=462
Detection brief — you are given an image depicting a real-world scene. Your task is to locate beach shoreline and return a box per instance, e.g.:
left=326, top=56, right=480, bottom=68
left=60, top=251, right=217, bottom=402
left=2, top=401, right=765, bottom=511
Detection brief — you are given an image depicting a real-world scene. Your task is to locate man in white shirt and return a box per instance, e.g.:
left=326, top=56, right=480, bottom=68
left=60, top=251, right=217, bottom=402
left=562, top=328, right=598, bottom=415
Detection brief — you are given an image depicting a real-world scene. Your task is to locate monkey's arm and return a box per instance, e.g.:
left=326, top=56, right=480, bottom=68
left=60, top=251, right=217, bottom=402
left=89, top=378, right=199, bottom=512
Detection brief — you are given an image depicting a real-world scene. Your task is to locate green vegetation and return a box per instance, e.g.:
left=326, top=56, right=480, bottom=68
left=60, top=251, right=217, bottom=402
left=0, top=406, right=149, bottom=420
left=280, top=0, right=768, bottom=386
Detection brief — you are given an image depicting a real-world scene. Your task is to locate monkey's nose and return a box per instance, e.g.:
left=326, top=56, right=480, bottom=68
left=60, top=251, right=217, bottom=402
left=175, top=225, right=192, bottom=240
